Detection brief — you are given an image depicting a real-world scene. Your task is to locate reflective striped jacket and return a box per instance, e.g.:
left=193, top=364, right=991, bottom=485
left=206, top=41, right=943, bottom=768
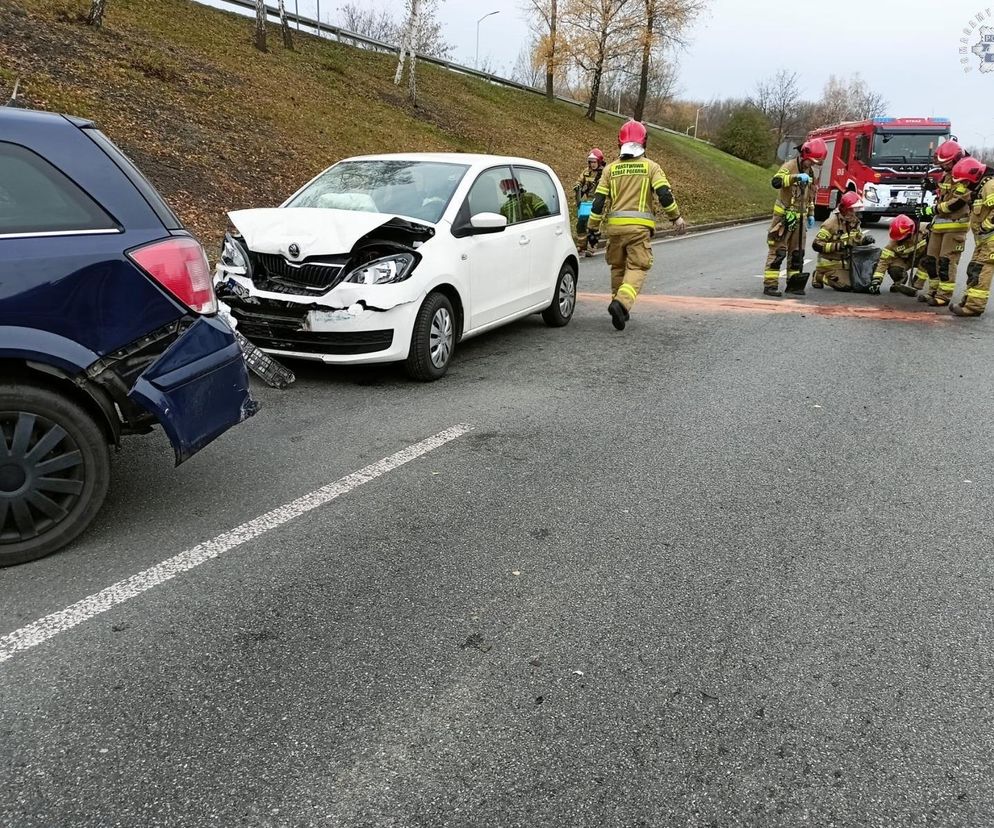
left=812, top=210, right=869, bottom=258
left=931, top=175, right=973, bottom=233
left=770, top=157, right=812, bottom=217
left=588, top=156, right=680, bottom=230
left=873, top=232, right=927, bottom=277
left=970, top=177, right=994, bottom=237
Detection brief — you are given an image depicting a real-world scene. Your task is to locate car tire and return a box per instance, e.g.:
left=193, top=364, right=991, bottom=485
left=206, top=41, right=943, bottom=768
left=813, top=205, right=831, bottom=221
left=542, top=262, right=577, bottom=327
left=405, top=291, right=456, bottom=382
left=0, top=383, right=111, bottom=567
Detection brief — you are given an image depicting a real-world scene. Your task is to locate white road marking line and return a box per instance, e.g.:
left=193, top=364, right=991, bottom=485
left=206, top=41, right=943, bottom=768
left=0, top=424, right=474, bottom=666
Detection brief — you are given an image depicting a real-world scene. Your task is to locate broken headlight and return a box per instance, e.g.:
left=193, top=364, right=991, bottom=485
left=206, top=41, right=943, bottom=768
left=343, top=253, right=416, bottom=286
left=219, top=232, right=251, bottom=276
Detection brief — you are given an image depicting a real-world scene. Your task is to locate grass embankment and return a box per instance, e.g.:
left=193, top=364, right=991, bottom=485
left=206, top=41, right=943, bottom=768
left=0, top=0, right=774, bottom=248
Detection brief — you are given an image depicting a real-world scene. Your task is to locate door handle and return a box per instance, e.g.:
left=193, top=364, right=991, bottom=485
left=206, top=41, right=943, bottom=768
left=519, top=236, right=530, bottom=246
left=555, top=227, right=564, bottom=235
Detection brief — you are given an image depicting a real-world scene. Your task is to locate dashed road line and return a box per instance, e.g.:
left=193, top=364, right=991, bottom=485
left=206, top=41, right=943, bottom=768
left=0, top=424, right=473, bottom=666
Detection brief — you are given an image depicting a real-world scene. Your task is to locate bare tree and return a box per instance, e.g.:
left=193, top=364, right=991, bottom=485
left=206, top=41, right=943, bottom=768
left=278, top=0, right=293, bottom=49
left=632, top=0, right=703, bottom=122
left=511, top=40, right=544, bottom=89
left=815, top=74, right=887, bottom=125
left=339, top=4, right=396, bottom=44
left=752, top=69, right=802, bottom=158
left=562, top=0, right=641, bottom=121
left=253, top=0, right=267, bottom=51
left=341, top=1, right=451, bottom=57
left=86, top=0, right=106, bottom=27
left=394, top=0, right=421, bottom=103
left=523, top=0, right=562, bottom=100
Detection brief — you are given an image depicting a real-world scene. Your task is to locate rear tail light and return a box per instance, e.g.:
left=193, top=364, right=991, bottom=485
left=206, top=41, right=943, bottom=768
left=128, top=237, right=217, bottom=315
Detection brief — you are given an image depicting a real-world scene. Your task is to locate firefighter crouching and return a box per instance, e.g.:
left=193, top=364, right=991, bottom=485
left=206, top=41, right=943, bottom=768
left=916, top=140, right=971, bottom=306
left=811, top=191, right=876, bottom=290
left=949, top=158, right=994, bottom=318
left=870, top=214, right=926, bottom=295
left=763, top=138, right=827, bottom=297
left=586, top=120, right=687, bottom=331
left=574, top=148, right=606, bottom=257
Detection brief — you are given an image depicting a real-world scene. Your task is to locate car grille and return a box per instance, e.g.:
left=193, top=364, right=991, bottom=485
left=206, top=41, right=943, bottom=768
left=230, top=304, right=393, bottom=356
left=252, top=252, right=345, bottom=293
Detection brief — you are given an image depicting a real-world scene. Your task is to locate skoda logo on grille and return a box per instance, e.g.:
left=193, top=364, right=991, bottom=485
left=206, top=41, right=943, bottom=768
left=288, top=243, right=300, bottom=259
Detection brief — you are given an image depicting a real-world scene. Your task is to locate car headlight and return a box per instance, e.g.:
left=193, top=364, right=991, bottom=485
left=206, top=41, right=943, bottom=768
left=344, top=253, right=417, bottom=286
left=219, top=232, right=251, bottom=275
left=863, top=185, right=879, bottom=204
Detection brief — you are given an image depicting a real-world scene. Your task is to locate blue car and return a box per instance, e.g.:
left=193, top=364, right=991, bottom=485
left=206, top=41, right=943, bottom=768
left=0, top=108, right=257, bottom=566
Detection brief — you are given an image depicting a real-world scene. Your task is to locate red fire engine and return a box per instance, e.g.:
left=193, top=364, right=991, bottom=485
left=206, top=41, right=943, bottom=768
left=806, top=117, right=952, bottom=222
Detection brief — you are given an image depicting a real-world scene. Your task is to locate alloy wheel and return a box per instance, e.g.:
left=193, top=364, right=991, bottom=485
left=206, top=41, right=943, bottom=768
left=429, top=307, right=453, bottom=369
left=559, top=269, right=577, bottom=318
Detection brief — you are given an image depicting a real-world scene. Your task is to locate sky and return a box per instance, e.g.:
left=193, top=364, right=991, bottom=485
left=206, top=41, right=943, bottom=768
left=212, top=0, right=994, bottom=148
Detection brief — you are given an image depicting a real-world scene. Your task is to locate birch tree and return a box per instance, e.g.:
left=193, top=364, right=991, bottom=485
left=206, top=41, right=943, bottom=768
left=278, top=0, right=293, bottom=50
left=86, top=0, right=106, bottom=27
left=254, top=0, right=267, bottom=52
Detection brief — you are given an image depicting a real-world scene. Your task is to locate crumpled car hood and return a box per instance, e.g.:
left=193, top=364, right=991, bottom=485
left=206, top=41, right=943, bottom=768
left=228, top=208, right=434, bottom=259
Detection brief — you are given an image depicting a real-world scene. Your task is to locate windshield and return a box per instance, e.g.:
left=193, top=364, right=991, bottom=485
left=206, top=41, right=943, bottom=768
left=287, top=160, right=469, bottom=223
left=872, top=132, right=949, bottom=162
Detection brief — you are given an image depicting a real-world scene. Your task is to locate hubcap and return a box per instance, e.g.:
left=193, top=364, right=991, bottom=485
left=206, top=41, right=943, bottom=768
left=559, top=270, right=576, bottom=317
left=429, top=307, right=453, bottom=369
left=0, top=411, right=85, bottom=544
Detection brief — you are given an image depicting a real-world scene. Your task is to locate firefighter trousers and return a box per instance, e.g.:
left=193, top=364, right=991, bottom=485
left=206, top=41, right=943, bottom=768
left=922, top=229, right=967, bottom=303
left=576, top=214, right=591, bottom=251
left=960, top=235, right=994, bottom=315
left=815, top=255, right=850, bottom=290
left=605, top=224, right=653, bottom=311
left=764, top=215, right=805, bottom=289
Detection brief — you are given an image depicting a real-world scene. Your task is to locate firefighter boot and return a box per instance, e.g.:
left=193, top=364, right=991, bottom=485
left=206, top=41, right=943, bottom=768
left=784, top=272, right=809, bottom=295
left=950, top=303, right=983, bottom=318
left=893, top=283, right=919, bottom=297
left=608, top=299, right=627, bottom=330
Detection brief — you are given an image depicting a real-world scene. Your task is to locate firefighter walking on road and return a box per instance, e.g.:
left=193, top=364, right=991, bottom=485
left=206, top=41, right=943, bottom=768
left=917, top=140, right=971, bottom=306
left=574, top=148, right=606, bottom=257
left=586, top=120, right=687, bottom=331
left=870, top=214, right=926, bottom=295
left=763, top=138, right=827, bottom=296
left=811, top=191, right=876, bottom=290
left=949, top=158, right=994, bottom=317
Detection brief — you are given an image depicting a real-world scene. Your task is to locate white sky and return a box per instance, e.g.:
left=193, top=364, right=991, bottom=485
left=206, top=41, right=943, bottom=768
left=217, top=0, right=994, bottom=147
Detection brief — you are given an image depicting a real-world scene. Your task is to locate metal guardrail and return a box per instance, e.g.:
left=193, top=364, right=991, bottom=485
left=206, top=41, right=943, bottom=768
left=194, top=0, right=712, bottom=145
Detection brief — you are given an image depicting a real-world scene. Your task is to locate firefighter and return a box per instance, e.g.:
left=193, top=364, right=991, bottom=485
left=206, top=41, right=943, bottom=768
left=869, top=214, right=926, bottom=295
left=949, top=158, right=994, bottom=317
left=916, top=140, right=971, bottom=306
left=499, top=177, right=549, bottom=224
left=811, top=191, right=876, bottom=290
left=585, top=121, right=687, bottom=330
left=575, top=148, right=606, bottom=256
left=763, top=138, right=827, bottom=297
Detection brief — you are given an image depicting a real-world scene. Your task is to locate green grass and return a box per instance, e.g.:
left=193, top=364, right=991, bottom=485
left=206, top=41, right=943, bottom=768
left=1, top=0, right=774, bottom=245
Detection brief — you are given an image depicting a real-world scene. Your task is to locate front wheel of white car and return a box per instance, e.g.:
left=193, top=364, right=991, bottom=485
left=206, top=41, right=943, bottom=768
left=405, top=291, right=455, bottom=381
left=542, top=262, right=577, bottom=327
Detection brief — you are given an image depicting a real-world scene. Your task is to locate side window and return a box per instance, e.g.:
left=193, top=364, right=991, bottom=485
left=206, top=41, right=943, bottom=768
left=856, top=135, right=870, bottom=163
left=511, top=166, right=560, bottom=219
left=841, top=138, right=851, bottom=163
left=0, top=142, right=116, bottom=236
left=466, top=166, right=513, bottom=219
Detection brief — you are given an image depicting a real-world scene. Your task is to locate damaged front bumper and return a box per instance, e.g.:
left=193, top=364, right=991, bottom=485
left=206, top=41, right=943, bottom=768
left=215, top=271, right=422, bottom=364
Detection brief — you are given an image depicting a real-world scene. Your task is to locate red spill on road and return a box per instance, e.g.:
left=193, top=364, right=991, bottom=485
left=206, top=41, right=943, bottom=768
left=578, top=292, right=952, bottom=324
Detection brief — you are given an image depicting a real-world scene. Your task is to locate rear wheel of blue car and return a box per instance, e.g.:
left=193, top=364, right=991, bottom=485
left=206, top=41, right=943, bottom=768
left=0, top=384, right=111, bottom=567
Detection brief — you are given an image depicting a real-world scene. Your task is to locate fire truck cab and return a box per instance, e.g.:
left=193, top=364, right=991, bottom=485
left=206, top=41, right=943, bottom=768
left=808, top=117, right=952, bottom=223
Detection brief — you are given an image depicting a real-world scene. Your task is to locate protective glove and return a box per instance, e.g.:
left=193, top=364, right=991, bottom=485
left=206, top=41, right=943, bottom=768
left=673, top=216, right=688, bottom=235
left=784, top=210, right=800, bottom=229
left=807, top=215, right=815, bottom=229
left=861, top=234, right=877, bottom=246
left=794, top=173, right=811, bottom=186
left=586, top=229, right=600, bottom=248
left=867, top=279, right=881, bottom=295
left=917, top=204, right=935, bottom=220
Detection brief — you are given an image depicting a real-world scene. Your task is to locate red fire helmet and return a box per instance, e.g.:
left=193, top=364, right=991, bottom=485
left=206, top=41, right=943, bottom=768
left=935, top=140, right=964, bottom=167
left=618, top=121, right=648, bottom=147
left=951, top=157, right=988, bottom=185
left=499, top=178, right=523, bottom=195
left=889, top=214, right=917, bottom=241
left=587, top=148, right=605, bottom=165
left=800, top=137, right=828, bottom=163
left=839, top=191, right=861, bottom=213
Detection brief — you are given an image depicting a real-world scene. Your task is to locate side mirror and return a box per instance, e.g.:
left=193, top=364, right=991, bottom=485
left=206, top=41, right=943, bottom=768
left=469, top=212, right=507, bottom=234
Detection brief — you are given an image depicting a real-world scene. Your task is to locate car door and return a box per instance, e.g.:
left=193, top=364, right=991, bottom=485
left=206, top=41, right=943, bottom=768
left=510, top=165, right=566, bottom=306
left=455, top=166, right=532, bottom=330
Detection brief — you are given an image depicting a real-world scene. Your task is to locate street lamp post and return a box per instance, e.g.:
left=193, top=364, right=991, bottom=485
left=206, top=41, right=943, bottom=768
left=476, top=10, right=500, bottom=70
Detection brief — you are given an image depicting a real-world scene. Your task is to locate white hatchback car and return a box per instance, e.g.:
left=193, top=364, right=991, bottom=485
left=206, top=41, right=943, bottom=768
left=214, top=153, right=579, bottom=380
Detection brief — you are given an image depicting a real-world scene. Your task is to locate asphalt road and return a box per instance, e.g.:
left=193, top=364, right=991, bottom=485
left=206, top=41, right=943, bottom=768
left=3, top=222, right=993, bottom=827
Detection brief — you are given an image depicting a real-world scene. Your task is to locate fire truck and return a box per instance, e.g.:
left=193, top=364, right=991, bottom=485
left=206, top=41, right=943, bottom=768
left=806, top=117, right=952, bottom=222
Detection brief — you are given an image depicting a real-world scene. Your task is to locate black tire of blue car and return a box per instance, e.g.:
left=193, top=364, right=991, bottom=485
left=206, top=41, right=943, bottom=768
left=405, top=291, right=456, bottom=381
left=542, top=262, right=577, bottom=327
left=0, top=384, right=111, bottom=567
